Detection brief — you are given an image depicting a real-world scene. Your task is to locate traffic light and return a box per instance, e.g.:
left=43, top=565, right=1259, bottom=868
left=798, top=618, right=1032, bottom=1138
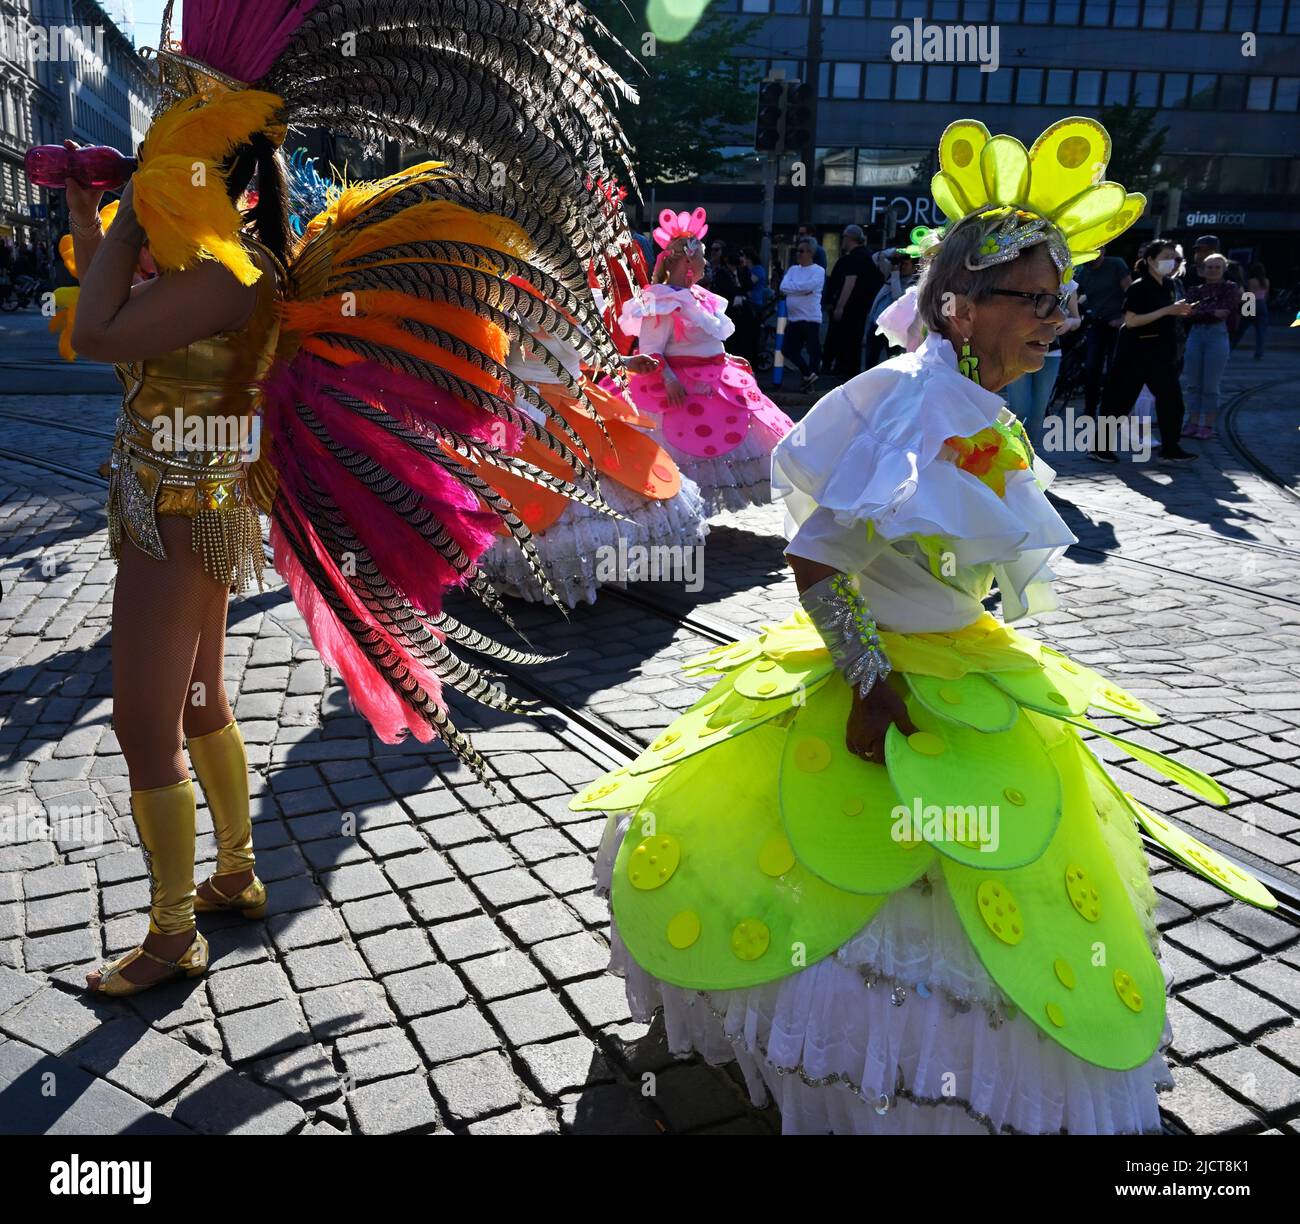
left=754, top=80, right=785, bottom=153
left=783, top=82, right=813, bottom=152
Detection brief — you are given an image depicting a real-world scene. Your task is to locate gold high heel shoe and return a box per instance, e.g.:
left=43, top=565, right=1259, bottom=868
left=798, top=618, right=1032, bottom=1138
left=92, top=933, right=210, bottom=996
left=90, top=779, right=208, bottom=996
left=188, top=720, right=268, bottom=919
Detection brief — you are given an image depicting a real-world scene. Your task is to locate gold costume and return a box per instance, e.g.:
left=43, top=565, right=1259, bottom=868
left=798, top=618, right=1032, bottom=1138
left=107, top=238, right=284, bottom=591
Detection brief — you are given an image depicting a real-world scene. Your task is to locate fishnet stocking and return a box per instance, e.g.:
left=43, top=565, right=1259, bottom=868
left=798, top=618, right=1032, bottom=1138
left=112, top=516, right=234, bottom=791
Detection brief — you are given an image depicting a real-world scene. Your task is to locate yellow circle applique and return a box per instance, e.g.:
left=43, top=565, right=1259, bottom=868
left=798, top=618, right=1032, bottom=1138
left=1057, top=135, right=1091, bottom=169
left=938, top=685, right=963, bottom=705
left=841, top=796, right=864, bottom=817
left=628, top=835, right=681, bottom=890
left=907, top=731, right=945, bottom=757
left=1113, top=969, right=1144, bottom=1013
left=1046, top=1001, right=1067, bottom=1028
left=1066, top=863, right=1101, bottom=922
left=976, top=880, right=1024, bottom=945
left=755, top=661, right=776, bottom=673
left=731, top=919, right=771, bottom=962
left=581, top=781, right=619, bottom=802
left=758, top=835, right=796, bottom=878
left=1054, top=958, right=1076, bottom=990
left=651, top=731, right=680, bottom=751
left=952, top=138, right=974, bottom=168
left=757, top=681, right=778, bottom=695
left=1002, top=787, right=1026, bottom=807
left=793, top=736, right=832, bottom=773
left=667, top=910, right=701, bottom=949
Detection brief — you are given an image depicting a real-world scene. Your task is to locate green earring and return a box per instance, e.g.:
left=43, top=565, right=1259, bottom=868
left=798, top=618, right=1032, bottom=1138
left=958, top=340, right=981, bottom=386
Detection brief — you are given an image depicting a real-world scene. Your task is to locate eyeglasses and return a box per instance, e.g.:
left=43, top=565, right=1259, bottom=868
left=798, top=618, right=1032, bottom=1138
left=988, top=288, right=1071, bottom=320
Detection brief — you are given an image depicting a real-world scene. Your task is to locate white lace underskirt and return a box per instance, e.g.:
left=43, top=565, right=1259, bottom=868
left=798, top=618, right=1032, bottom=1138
left=661, top=422, right=785, bottom=516
left=594, top=813, right=1174, bottom=1135
left=476, top=476, right=710, bottom=609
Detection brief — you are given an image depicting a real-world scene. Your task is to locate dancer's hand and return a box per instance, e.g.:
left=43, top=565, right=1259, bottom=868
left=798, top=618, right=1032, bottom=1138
left=624, top=353, right=661, bottom=375
left=845, top=682, right=917, bottom=766
left=664, top=370, right=686, bottom=407
left=62, top=140, right=104, bottom=227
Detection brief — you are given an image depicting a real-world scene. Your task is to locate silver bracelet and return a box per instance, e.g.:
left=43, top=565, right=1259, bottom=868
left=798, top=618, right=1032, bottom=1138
left=69, top=214, right=102, bottom=237
left=800, top=572, right=893, bottom=699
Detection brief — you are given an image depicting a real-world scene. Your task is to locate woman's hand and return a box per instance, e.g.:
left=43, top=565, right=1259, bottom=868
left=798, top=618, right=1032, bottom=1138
left=62, top=140, right=104, bottom=226
left=624, top=353, right=661, bottom=376
left=663, top=369, right=686, bottom=407
left=845, top=681, right=918, bottom=766
left=1165, top=299, right=1193, bottom=318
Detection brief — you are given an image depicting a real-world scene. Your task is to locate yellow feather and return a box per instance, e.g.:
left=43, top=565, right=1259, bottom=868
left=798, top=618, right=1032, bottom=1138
left=334, top=202, right=533, bottom=266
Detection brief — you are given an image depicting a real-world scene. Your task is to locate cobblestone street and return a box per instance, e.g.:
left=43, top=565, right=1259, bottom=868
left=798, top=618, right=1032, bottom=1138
left=2, top=310, right=1300, bottom=1136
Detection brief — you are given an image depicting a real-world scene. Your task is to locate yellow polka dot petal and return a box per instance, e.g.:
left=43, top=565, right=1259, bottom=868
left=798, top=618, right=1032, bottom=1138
left=666, top=910, right=701, bottom=949
left=730, top=919, right=771, bottom=962
left=628, top=834, right=681, bottom=891
left=758, top=835, right=796, bottom=878
left=793, top=736, right=832, bottom=773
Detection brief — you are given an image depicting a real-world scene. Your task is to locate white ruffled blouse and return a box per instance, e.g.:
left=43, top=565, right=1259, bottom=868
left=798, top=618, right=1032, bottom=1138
left=771, top=331, right=1077, bottom=633
left=616, top=283, right=735, bottom=358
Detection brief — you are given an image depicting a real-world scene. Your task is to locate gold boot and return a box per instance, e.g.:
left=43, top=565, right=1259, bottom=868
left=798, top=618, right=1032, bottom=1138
left=188, top=721, right=268, bottom=919
left=91, top=779, right=208, bottom=996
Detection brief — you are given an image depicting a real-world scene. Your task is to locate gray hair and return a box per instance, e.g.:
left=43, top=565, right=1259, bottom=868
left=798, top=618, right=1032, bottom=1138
left=842, top=224, right=865, bottom=244
left=916, top=212, right=1060, bottom=335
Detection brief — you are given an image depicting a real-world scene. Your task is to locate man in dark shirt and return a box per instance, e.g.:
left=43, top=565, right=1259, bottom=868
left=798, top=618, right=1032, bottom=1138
left=823, top=225, right=883, bottom=380
left=1075, top=245, right=1131, bottom=419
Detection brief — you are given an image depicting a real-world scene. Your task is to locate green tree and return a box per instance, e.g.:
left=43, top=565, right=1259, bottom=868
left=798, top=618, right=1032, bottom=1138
left=586, top=1, right=762, bottom=189
left=1097, top=104, right=1167, bottom=194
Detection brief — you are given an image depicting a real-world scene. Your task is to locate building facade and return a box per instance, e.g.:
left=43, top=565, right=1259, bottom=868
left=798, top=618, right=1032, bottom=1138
left=0, top=0, right=152, bottom=257
left=674, top=0, right=1300, bottom=279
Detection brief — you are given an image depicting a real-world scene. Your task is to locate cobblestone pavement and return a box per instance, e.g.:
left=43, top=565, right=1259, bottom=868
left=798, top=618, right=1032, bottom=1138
left=1, top=314, right=1299, bottom=1135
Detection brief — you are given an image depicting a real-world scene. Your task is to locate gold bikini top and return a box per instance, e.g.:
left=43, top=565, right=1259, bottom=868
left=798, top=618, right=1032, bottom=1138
left=114, top=237, right=285, bottom=435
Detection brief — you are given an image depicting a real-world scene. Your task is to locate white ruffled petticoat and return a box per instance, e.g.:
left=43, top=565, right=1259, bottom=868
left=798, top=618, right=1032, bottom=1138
left=663, top=425, right=784, bottom=517
left=477, top=476, right=710, bottom=609
left=594, top=801, right=1174, bottom=1136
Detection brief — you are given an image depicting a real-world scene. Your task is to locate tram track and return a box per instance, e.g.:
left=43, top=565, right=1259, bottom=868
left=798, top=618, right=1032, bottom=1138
left=3, top=390, right=1299, bottom=921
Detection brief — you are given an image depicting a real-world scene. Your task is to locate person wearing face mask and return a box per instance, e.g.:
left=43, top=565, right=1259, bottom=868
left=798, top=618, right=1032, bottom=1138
left=1181, top=253, right=1240, bottom=441
left=617, top=209, right=795, bottom=512
left=1093, top=240, right=1196, bottom=464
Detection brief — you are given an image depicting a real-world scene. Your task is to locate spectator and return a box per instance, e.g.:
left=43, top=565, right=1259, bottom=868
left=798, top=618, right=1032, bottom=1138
left=780, top=237, right=826, bottom=393
left=1094, top=239, right=1196, bottom=465
left=1181, top=253, right=1239, bottom=440
left=1240, top=262, right=1270, bottom=360
left=730, top=247, right=761, bottom=365
left=1074, top=243, right=1131, bottom=421
left=796, top=224, right=827, bottom=268
left=866, top=241, right=920, bottom=367
left=823, top=224, right=882, bottom=380
left=632, top=228, right=655, bottom=271
left=1184, top=234, right=1243, bottom=291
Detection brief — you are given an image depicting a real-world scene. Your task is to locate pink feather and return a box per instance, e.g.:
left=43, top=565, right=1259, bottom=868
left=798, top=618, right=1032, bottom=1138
left=181, top=1, right=323, bottom=84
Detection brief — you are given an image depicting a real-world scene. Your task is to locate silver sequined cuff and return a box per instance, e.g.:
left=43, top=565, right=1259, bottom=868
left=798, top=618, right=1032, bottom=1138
left=800, top=572, right=892, bottom=700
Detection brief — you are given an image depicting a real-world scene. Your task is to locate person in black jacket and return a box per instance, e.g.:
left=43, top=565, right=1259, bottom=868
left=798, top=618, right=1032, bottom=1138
left=822, top=225, right=883, bottom=380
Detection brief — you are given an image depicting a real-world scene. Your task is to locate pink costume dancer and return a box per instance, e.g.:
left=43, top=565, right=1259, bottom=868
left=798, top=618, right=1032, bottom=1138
left=617, top=208, right=794, bottom=514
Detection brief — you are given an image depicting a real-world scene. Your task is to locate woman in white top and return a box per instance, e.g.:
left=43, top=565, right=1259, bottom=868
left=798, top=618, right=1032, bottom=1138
left=779, top=238, right=826, bottom=393
left=570, top=117, right=1275, bottom=1133
left=617, top=208, right=795, bottom=514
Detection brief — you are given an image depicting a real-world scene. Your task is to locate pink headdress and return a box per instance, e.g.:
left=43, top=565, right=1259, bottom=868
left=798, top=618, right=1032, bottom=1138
left=653, top=208, right=708, bottom=251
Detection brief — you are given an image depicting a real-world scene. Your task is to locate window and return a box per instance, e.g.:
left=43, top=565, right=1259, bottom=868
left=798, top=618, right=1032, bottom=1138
left=1076, top=69, right=1102, bottom=104
left=895, top=64, right=922, bottom=100
left=1247, top=76, right=1273, bottom=109
left=927, top=65, right=954, bottom=100
left=1200, top=0, right=1228, bottom=25
left=1275, top=77, right=1300, bottom=110
left=1083, top=0, right=1110, bottom=21
left=1055, top=0, right=1082, bottom=18
left=1257, top=0, right=1284, bottom=29
left=838, top=0, right=867, bottom=11
left=986, top=69, right=1014, bottom=102
left=1046, top=69, right=1073, bottom=103
left=1188, top=73, right=1217, bottom=108
left=817, top=148, right=856, bottom=186
left=963, top=0, right=992, bottom=17
left=956, top=66, right=984, bottom=101
left=1133, top=71, right=1159, bottom=105
left=833, top=62, right=861, bottom=97
left=1023, top=0, right=1052, bottom=15
left=1162, top=72, right=1188, bottom=106
left=1017, top=68, right=1044, bottom=102
left=1144, top=0, right=1170, bottom=23
left=865, top=62, right=892, bottom=99
left=865, top=0, right=892, bottom=12
left=1170, top=0, right=1197, bottom=26
left=819, top=61, right=831, bottom=97
left=932, top=0, right=961, bottom=15
left=1104, top=70, right=1132, bottom=103
left=1114, top=0, right=1140, bottom=22
left=995, top=0, right=1022, bottom=16
left=1289, top=0, right=1300, bottom=29
left=774, top=0, right=804, bottom=10
left=900, top=0, right=927, bottom=13
left=741, top=0, right=770, bottom=11
left=1229, top=0, right=1256, bottom=24
left=1218, top=74, right=1246, bottom=107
